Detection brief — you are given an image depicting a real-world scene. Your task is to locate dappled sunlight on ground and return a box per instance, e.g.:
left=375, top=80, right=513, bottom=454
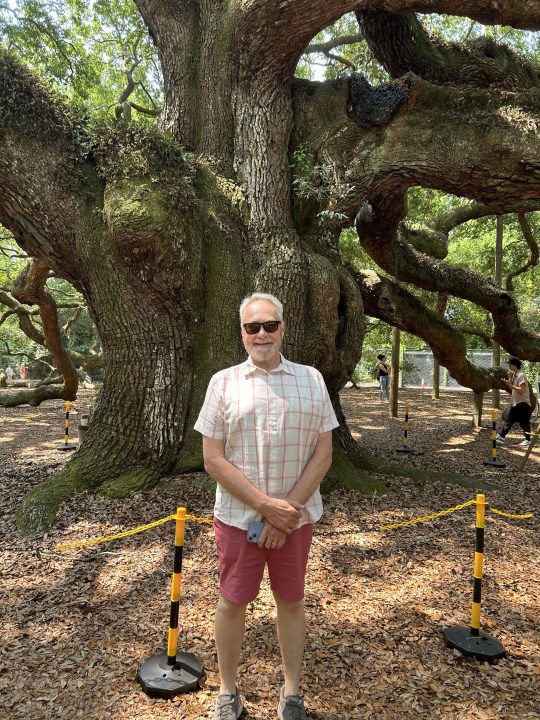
left=1, top=389, right=539, bottom=719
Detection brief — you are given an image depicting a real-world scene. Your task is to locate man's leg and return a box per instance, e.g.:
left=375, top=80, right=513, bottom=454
left=500, top=405, right=518, bottom=438
left=215, top=594, right=248, bottom=694
left=274, top=593, right=306, bottom=696
left=516, top=402, right=532, bottom=441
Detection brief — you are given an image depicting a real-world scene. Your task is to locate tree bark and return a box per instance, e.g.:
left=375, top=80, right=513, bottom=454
left=390, top=326, right=400, bottom=417
left=357, top=9, right=540, bottom=89
left=3, top=2, right=540, bottom=533
left=492, top=216, right=504, bottom=409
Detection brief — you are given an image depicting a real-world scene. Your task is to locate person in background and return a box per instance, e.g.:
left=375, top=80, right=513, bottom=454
left=496, top=357, right=531, bottom=447
left=195, top=292, right=339, bottom=720
left=5, top=365, right=14, bottom=383
left=377, top=353, right=390, bottom=402
left=19, top=362, right=26, bottom=380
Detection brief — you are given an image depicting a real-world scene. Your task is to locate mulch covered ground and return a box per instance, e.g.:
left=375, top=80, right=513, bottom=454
left=1, top=387, right=539, bottom=720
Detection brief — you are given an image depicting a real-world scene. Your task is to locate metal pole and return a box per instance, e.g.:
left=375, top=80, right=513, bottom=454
left=443, top=494, right=506, bottom=661
left=167, top=507, right=186, bottom=664
left=396, top=402, right=414, bottom=453
left=470, top=494, right=485, bottom=636
left=137, top=507, right=204, bottom=698
left=482, top=409, right=505, bottom=467
left=57, top=401, right=77, bottom=451
left=389, top=326, right=400, bottom=418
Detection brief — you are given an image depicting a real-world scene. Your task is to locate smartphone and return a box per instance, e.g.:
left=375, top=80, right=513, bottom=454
left=247, top=520, right=265, bottom=543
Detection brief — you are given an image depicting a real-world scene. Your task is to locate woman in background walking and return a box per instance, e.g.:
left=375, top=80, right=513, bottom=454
left=377, top=353, right=390, bottom=402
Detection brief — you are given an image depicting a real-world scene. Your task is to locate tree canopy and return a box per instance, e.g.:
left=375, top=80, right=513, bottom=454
left=1, top=0, right=540, bottom=533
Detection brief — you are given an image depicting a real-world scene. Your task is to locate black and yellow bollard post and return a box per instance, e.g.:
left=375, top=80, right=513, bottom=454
left=137, top=507, right=205, bottom=699
left=443, top=494, right=506, bottom=662
left=483, top=409, right=506, bottom=468
left=57, top=401, right=77, bottom=451
left=396, top=402, right=414, bottom=453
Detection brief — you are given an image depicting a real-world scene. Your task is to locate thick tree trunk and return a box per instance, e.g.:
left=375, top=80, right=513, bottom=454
left=15, top=160, right=250, bottom=532
left=5, top=2, right=540, bottom=534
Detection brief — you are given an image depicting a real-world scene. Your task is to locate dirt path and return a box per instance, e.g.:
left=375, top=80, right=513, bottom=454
left=1, top=388, right=539, bottom=719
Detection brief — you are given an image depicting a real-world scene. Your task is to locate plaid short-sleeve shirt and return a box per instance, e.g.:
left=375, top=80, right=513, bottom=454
left=194, top=355, right=339, bottom=529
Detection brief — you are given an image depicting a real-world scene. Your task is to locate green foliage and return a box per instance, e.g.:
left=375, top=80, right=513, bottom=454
left=88, top=120, right=193, bottom=181
left=339, top=227, right=378, bottom=271
left=0, top=231, right=98, bottom=368
left=0, top=47, right=77, bottom=137
left=291, top=147, right=354, bottom=224
left=446, top=212, right=540, bottom=338
left=297, top=12, right=389, bottom=83
left=0, top=0, right=161, bottom=121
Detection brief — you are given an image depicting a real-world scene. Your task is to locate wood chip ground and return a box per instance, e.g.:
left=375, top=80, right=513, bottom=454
left=1, top=387, right=539, bottom=719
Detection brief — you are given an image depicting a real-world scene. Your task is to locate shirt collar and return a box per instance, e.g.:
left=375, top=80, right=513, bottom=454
left=242, top=353, right=294, bottom=376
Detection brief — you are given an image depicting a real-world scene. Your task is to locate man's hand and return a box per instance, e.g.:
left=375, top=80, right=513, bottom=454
left=258, top=522, right=287, bottom=549
left=259, top=498, right=303, bottom=533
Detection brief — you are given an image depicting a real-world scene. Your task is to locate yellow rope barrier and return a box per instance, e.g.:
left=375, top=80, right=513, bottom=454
left=379, top=499, right=477, bottom=531
left=185, top=514, right=214, bottom=526
left=54, top=515, right=178, bottom=550
left=379, top=499, right=534, bottom=531
left=490, top=508, right=534, bottom=519
left=54, top=513, right=214, bottom=550
left=53, top=499, right=533, bottom=551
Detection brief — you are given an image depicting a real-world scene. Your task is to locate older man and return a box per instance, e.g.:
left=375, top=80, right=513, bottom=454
left=195, top=292, right=338, bottom=720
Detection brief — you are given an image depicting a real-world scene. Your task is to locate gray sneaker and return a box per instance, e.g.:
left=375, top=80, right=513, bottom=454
left=496, top=433, right=505, bottom=444
left=277, top=686, right=307, bottom=720
left=214, top=688, right=243, bottom=720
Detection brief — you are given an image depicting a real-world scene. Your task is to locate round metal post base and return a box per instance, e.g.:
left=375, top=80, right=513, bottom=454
left=443, top=625, right=506, bottom=662
left=396, top=447, right=414, bottom=453
left=57, top=444, right=77, bottom=451
left=137, top=652, right=205, bottom=699
left=482, top=459, right=506, bottom=468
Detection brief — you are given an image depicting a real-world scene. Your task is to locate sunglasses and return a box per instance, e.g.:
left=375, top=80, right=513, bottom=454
left=243, top=321, right=282, bottom=335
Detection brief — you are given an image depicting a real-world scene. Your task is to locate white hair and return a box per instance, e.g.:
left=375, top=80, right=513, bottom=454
left=239, top=293, right=283, bottom=323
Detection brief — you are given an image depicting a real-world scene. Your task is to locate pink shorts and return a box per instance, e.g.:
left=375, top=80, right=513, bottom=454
left=214, top=518, right=313, bottom=604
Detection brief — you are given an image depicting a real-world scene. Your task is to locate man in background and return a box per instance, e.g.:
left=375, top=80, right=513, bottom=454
left=496, top=357, right=531, bottom=447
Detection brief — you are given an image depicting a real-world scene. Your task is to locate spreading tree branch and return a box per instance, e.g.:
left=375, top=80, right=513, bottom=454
left=114, top=40, right=162, bottom=120
left=505, top=213, right=540, bottom=291
left=305, top=33, right=365, bottom=55
left=356, top=9, right=540, bottom=89
left=2, top=259, right=79, bottom=407
left=353, top=266, right=506, bottom=392
left=355, top=190, right=540, bottom=360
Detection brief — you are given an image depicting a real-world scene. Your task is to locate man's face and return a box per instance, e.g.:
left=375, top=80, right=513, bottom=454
left=241, top=300, right=285, bottom=370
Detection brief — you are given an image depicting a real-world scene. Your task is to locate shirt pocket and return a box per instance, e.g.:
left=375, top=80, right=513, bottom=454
left=284, top=394, right=324, bottom=433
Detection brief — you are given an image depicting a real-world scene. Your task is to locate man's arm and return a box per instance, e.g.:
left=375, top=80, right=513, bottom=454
left=202, top=436, right=302, bottom=533
left=286, top=430, right=333, bottom=507
left=504, top=375, right=526, bottom=394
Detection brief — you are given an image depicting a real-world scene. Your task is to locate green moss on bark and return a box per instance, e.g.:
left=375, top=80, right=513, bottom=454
left=323, top=444, right=388, bottom=494
left=99, top=469, right=159, bottom=498
left=15, top=457, right=97, bottom=535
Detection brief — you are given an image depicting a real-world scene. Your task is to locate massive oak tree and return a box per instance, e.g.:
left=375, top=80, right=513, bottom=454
left=2, top=1, right=540, bottom=533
